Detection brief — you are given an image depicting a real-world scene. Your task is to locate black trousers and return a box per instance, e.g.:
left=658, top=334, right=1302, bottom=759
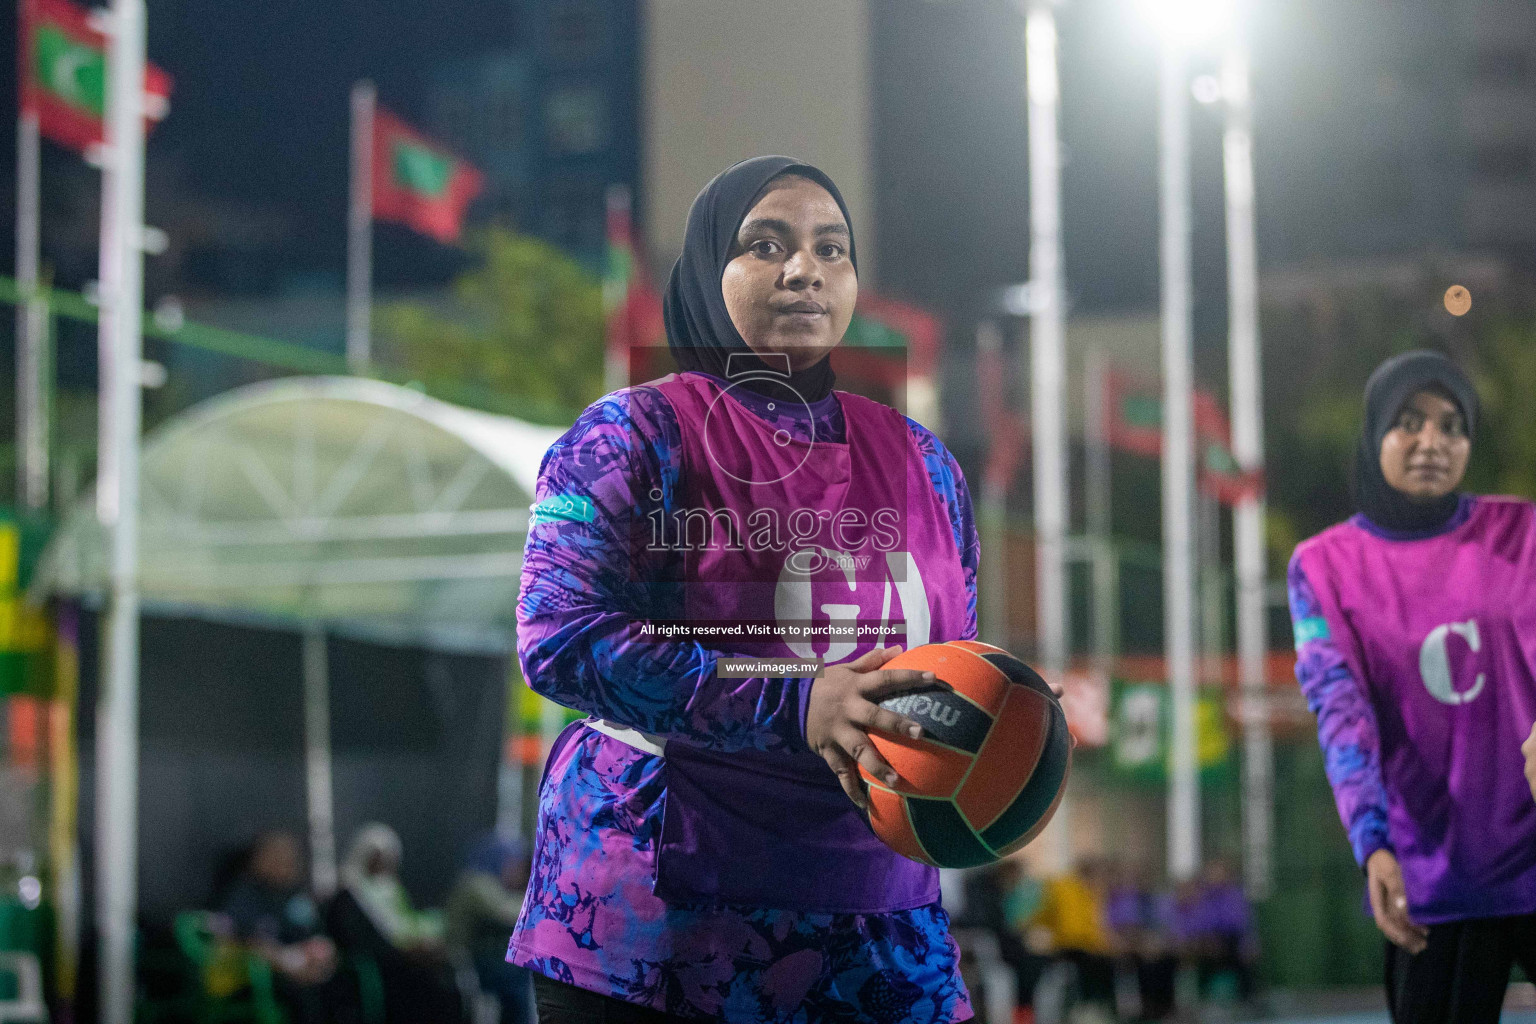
left=533, top=975, right=691, bottom=1024
left=1385, top=913, right=1536, bottom=1024
left=1132, top=954, right=1178, bottom=1021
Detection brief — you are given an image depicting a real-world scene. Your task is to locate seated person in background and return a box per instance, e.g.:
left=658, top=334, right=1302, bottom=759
left=445, top=833, right=533, bottom=1024
left=219, top=830, right=338, bottom=1024
left=959, top=857, right=1051, bottom=1015
left=1029, top=857, right=1117, bottom=1021
left=1191, top=859, right=1258, bottom=1003
left=1107, top=865, right=1176, bottom=1023
left=328, top=823, right=464, bottom=1024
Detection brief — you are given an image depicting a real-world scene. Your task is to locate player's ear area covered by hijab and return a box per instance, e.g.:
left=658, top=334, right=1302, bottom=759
left=662, top=155, right=857, bottom=403
left=1352, top=349, right=1480, bottom=533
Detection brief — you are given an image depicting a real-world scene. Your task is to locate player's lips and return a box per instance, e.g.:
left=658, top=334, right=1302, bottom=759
left=777, top=300, right=827, bottom=316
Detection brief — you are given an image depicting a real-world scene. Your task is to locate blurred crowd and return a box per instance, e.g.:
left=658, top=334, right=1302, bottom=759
left=146, top=828, right=1256, bottom=1024
left=953, top=856, right=1260, bottom=1024
left=141, top=825, right=533, bottom=1024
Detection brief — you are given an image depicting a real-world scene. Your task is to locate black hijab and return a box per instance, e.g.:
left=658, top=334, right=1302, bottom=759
left=1353, top=350, right=1479, bottom=533
left=663, top=155, right=856, bottom=403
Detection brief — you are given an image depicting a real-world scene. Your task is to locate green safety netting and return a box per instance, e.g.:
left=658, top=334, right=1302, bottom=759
left=36, top=376, right=567, bottom=652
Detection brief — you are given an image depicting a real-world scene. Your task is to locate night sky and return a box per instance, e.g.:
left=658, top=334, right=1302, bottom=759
left=0, top=0, right=1473, bottom=380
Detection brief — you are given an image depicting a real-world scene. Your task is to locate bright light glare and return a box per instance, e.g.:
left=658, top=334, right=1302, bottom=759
left=1026, top=9, right=1060, bottom=104
left=1191, top=74, right=1224, bottom=104
left=1134, top=0, right=1234, bottom=46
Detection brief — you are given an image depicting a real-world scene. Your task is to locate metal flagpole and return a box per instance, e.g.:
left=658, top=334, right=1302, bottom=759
left=1084, top=347, right=1116, bottom=675
left=1222, top=38, right=1272, bottom=899
left=302, top=625, right=338, bottom=900
left=1199, top=489, right=1222, bottom=670
left=347, top=81, right=375, bottom=375
left=977, top=321, right=1009, bottom=648
left=1025, top=0, right=1072, bottom=873
left=16, top=106, right=49, bottom=512
left=605, top=184, right=632, bottom=393
left=95, top=0, right=149, bottom=1019
left=1158, top=30, right=1201, bottom=883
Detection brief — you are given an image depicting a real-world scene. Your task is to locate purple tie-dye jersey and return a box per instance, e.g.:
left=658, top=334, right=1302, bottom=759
left=1291, top=495, right=1536, bottom=923
left=1287, top=498, right=1481, bottom=869
left=511, top=375, right=978, bottom=1023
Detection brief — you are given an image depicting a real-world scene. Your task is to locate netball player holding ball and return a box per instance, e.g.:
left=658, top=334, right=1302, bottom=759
left=510, top=156, right=1006, bottom=1024
left=1291, top=351, right=1536, bottom=1024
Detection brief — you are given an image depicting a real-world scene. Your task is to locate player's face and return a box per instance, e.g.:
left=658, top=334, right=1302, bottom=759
left=1379, top=390, right=1470, bottom=500
left=721, top=175, right=856, bottom=373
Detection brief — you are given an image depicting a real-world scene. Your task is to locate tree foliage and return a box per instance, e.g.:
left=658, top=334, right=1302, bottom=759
left=376, top=227, right=605, bottom=418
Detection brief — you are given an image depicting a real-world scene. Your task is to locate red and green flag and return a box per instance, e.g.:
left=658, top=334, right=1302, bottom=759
left=1103, top=367, right=1264, bottom=504
left=19, top=0, right=172, bottom=155
left=1104, top=367, right=1165, bottom=458
left=1193, top=390, right=1264, bottom=504
left=371, top=108, right=484, bottom=244
left=604, top=185, right=664, bottom=382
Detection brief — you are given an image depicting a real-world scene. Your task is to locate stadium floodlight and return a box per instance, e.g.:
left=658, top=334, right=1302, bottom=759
left=1134, top=0, right=1235, bottom=46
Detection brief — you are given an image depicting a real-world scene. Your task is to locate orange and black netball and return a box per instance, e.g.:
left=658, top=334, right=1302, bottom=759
left=860, top=641, right=1071, bottom=868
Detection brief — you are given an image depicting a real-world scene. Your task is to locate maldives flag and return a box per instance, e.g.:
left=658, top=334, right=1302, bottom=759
left=19, top=0, right=172, bottom=155
left=1104, top=367, right=1165, bottom=458
left=1104, top=368, right=1263, bottom=504
left=371, top=108, right=483, bottom=244
left=1193, top=391, right=1264, bottom=505
left=604, top=188, right=664, bottom=381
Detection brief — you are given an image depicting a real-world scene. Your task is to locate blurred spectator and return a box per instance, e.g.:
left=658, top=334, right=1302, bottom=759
left=959, top=857, right=1052, bottom=1018
left=1029, top=858, right=1116, bottom=1020
left=1191, top=859, right=1257, bottom=1003
left=328, top=823, right=465, bottom=1024
left=218, top=830, right=339, bottom=1024
left=1106, top=864, right=1176, bottom=1022
left=445, top=833, right=532, bottom=1024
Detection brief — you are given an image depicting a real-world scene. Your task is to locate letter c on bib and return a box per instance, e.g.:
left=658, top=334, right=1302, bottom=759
left=1419, top=619, right=1486, bottom=706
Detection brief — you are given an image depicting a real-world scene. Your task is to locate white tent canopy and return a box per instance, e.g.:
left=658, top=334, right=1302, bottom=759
left=39, top=376, right=568, bottom=652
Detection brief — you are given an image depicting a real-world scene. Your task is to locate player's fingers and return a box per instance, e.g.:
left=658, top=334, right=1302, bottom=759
left=860, top=667, right=942, bottom=700
left=820, top=744, right=867, bottom=809
left=1377, top=913, right=1419, bottom=952
left=1388, top=915, right=1428, bottom=954
left=852, top=700, right=924, bottom=740
left=845, top=646, right=893, bottom=673
left=1369, top=888, right=1412, bottom=950
left=1392, top=894, right=1430, bottom=941
left=1383, top=891, right=1428, bottom=952
left=838, top=726, right=900, bottom=788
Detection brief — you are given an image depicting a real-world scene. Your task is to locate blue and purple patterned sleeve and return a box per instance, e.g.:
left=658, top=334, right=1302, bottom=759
left=907, top=418, right=980, bottom=642
left=516, top=387, right=810, bottom=754
left=1288, top=554, right=1391, bottom=867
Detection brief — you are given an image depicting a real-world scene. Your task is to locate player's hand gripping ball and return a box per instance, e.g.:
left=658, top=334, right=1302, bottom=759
left=860, top=641, right=1071, bottom=868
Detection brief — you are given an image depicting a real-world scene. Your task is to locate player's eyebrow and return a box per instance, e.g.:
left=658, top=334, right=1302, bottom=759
left=738, top=218, right=850, bottom=239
